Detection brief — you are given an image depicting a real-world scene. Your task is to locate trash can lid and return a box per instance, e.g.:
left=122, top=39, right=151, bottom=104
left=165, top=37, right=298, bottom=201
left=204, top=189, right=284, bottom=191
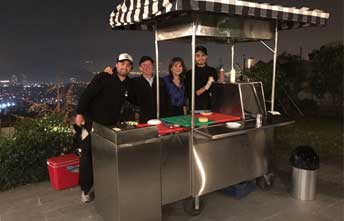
left=289, top=145, right=320, bottom=170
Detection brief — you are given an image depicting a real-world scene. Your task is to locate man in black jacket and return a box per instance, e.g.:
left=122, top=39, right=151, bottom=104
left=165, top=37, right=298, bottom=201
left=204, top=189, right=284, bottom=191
left=185, top=46, right=218, bottom=110
left=75, top=53, right=133, bottom=203
left=132, top=56, right=168, bottom=123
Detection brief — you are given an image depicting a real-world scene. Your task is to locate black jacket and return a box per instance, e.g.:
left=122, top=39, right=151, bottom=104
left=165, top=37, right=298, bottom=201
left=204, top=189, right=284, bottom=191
left=132, top=75, right=168, bottom=123
left=185, top=65, right=218, bottom=110
left=76, top=72, right=133, bottom=126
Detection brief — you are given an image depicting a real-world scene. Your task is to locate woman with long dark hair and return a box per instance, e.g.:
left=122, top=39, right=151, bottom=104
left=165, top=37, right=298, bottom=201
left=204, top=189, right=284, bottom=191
left=163, top=57, right=187, bottom=116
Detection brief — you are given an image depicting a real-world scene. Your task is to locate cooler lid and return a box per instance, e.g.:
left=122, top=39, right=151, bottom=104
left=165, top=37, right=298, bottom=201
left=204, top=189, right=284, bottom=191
left=47, top=153, right=79, bottom=167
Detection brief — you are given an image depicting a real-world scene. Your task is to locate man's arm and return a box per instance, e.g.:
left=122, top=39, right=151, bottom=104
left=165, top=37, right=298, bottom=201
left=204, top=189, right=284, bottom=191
left=196, top=76, right=214, bottom=96
left=197, top=67, right=218, bottom=96
left=185, top=70, right=213, bottom=97
left=196, top=86, right=207, bottom=96
left=75, top=73, right=107, bottom=125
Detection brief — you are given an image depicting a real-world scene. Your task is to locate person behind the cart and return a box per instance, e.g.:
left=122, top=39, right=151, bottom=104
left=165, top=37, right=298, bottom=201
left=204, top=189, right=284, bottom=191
left=75, top=53, right=134, bottom=203
left=163, top=57, right=187, bottom=116
left=132, top=56, right=168, bottom=123
left=185, top=46, right=218, bottom=111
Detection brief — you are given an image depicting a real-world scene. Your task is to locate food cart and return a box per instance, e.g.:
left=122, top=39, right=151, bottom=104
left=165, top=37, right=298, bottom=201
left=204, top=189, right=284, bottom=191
left=91, top=1, right=329, bottom=221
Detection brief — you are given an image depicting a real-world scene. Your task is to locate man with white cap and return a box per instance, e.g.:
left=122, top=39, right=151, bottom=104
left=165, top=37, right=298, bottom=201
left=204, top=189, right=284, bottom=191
left=75, top=53, right=134, bottom=203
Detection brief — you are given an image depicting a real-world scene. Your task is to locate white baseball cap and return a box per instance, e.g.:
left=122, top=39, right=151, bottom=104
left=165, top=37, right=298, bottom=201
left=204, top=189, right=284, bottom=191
left=117, top=53, right=133, bottom=64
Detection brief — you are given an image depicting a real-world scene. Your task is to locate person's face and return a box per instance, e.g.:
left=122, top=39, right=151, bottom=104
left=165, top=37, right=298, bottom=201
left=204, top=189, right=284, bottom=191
left=171, top=61, right=183, bottom=76
left=139, top=60, right=154, bottom=77
left=195, top=51, right=207, bottom=67
left=115, top=60, right=132, bottom=77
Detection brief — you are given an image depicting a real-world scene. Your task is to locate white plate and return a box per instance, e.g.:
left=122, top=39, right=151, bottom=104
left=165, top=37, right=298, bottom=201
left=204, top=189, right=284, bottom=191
left=147, top=119, right=162, bottom=125
left=200, top=112, right=213, bottom=116
left=225, top=122, right=242, bottom=128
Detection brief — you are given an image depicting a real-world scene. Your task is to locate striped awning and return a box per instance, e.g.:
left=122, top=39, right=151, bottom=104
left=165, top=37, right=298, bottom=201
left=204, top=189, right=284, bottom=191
left=109, top=0, right=330, bottom=30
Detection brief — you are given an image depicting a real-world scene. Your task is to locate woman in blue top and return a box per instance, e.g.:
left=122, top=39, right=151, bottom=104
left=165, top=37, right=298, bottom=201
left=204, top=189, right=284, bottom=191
left=163, top=57, right=187, bottom=116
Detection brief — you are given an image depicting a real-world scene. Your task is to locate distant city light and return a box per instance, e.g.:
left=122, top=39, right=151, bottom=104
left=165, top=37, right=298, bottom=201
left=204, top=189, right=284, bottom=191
left=0, top=102, right=16, bottom=109
left=0, top=81, right=86, bottom=114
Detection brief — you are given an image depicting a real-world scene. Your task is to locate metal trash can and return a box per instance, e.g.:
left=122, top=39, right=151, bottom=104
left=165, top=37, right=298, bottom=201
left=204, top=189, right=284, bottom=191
left=289, top=145, right=319, bottom=200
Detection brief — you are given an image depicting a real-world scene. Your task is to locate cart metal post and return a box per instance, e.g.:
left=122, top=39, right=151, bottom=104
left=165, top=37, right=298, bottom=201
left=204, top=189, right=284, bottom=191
left=190, top=16, right=200, bottom=210
left=155, top=27, right=160, bottom=118
left=231, top=44, right=235, bottom=71
left=271, top=21, right=279, bottom=113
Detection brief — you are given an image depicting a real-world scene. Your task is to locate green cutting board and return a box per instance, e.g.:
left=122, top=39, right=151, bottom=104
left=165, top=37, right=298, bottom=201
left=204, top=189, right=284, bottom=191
left=161, top=115, right=215, bottom=127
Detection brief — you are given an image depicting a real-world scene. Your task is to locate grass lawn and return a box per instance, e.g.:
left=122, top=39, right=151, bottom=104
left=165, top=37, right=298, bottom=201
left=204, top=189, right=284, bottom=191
left=275, top=116, right=343, bottom=157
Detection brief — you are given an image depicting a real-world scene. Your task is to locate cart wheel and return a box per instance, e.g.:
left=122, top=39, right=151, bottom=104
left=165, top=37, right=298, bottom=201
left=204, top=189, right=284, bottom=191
left=256, top=174, right=274, bottom=191
left=183, top=197, right=205, bottom=216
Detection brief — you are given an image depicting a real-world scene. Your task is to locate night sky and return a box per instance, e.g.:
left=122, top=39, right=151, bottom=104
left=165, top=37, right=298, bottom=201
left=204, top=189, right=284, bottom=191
left=1, top=0, right=342, bottom=82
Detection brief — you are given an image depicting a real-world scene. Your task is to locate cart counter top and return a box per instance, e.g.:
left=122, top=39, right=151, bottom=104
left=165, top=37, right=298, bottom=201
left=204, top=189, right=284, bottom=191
left=137, top=113, right=241, bottom=136
left=194, top=116, right=294, bottom=140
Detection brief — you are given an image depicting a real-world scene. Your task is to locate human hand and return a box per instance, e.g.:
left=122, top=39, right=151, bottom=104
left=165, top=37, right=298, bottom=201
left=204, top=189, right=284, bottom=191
left=75, top=114, right=85, bottom=127
left=104, top=66, right=113, bottom=74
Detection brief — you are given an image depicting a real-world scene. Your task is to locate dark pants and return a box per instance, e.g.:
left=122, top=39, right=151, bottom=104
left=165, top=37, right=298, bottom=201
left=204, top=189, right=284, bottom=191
left=79, top=119, right=93, bottom=194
